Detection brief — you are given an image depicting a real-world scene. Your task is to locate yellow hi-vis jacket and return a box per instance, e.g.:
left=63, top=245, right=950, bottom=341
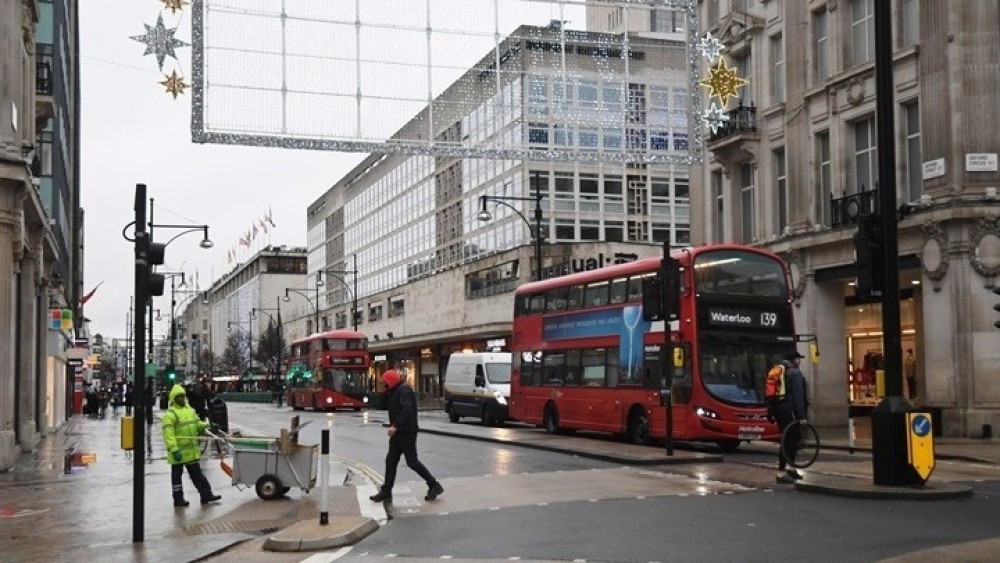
left=162, top=384, right=208, bottom=465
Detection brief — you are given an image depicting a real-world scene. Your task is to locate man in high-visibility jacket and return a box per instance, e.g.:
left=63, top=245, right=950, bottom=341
left=162, top=384, right=221, bottom=507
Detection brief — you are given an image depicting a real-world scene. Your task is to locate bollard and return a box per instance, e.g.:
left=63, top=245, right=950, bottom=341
left=319, top=429, right=329, bottom=526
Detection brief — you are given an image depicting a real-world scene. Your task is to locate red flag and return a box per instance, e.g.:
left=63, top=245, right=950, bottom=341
left=80, top=281, right=104, bottom=305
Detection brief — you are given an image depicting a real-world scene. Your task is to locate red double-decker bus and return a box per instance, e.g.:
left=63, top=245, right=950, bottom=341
left=510, top=244, right=805, bottom=450
left=286, top=330, right=372, bottom=411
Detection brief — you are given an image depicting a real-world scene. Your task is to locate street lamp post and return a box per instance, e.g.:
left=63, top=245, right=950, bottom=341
left=162, top=272, right=186, bottom=374
left=478, top=173, right=545, bottom=281
left=318, top=254, right=359, bottom=331
left=285, top=285, right=320, bottom=334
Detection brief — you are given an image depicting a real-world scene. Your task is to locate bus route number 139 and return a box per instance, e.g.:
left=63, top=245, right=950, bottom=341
left=760, top=312, right=778, bottom=327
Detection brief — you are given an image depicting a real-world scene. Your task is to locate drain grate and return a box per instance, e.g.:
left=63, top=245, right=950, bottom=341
left=184, top=518, right=291, bottom=535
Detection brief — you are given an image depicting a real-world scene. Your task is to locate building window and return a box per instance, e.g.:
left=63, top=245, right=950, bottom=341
left=651, top=8, right=685, bottom=33
left=733, top=52, right=753, bottom=106
left=605, top=220, right=624, bottom=242
left=904, top=101, right=921, bottom=203
left=580, top=220, right=600, bottom=241
left=775, top=149, right=788, bottom=234
left=901, top=0, right=919, bottom=48
left=851, top=0, right=875, bottom=66
left=770, top=34, right=784, bottom=104
left=712, top=170, right=724, bottom=242
left=739, top=164, right=756, bottom=243
left=854, top=117, right=878, bottom=194
left=813, top=10, right=829, bottom=82
left=555, top=219, right=575, bottom=241
left=817, top=132, right=832, bottom=226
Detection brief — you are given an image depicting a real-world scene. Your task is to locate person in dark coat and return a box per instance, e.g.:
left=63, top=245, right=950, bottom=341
left=773, top=351, right=808, bottom=483
left=368, top=369, right=444, bottom=503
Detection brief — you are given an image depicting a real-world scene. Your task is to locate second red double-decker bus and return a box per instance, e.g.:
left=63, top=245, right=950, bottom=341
left=286, top=330, right=372, bottom=411
left=510, top=244, right=804, bottom=450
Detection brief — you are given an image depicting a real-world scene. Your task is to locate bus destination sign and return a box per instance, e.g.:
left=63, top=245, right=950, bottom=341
left=706, top=307, right=782, bottom=330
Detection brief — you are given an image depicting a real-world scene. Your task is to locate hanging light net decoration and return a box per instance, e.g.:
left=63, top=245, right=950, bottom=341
left=191, top=0, right=701, bottom=165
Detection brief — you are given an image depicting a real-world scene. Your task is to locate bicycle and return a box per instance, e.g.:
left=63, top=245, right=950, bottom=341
left=780, top=420, right=821, bottom=469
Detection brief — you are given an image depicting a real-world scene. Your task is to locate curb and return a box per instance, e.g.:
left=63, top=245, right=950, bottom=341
left=793, top=474, right=974, bottom=500
left=263, top=516, right=379, bottom=552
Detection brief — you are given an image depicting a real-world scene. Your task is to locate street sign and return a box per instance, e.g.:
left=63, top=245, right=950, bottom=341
left=906, top=412, right=935, bottom=482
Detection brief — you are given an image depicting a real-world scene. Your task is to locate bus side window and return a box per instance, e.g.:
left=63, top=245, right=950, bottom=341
left=528, top=294, right=546, bottom=314
left=584, top=281, right=609, bottom=307
left=610, top=278, right=628, bottom=304
left=543, top=352, right=565, bottom=385
left=515, top=295, right=531, bottom=317
left=567, top=285, right=585, bottom=309
left=546, top=286, right=568, bottom=312
left=626, top=277, right=644, bottom=302
left=582, top=348, right=607, bottom=386
left=564, top=350, right=582, bottom=386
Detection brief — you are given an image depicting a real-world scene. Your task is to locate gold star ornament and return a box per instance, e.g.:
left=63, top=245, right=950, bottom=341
left=160, top=69, right=188, bottom=99
left=699, top=57, right=749, bottom=107
left=160, top=0, right=189, bottom=14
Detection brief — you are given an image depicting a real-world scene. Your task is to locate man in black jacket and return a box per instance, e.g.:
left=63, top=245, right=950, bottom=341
left=773, top=351, right=809, bottom=483
left=369, top=369, right=444, bottom=503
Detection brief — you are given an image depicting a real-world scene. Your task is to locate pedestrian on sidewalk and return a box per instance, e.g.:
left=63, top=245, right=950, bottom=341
left=369, top=369, right=444, bottom=503
left=770, top=351, right=809, bottom=484
left=162, top=384, right=222, bottom=507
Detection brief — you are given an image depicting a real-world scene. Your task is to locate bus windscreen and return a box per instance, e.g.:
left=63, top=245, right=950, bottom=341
left=694, top=251, right=787, bottom=299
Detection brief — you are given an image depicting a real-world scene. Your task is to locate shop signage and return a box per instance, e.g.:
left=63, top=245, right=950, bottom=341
left=487, top=338, right=507, bottom=348
left=373, top=354, right=387, bottom=362
left=569, top=252, right=639, bottom=273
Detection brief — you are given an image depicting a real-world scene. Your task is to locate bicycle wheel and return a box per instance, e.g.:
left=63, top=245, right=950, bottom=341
left=780, top=421, right=820, bottom=469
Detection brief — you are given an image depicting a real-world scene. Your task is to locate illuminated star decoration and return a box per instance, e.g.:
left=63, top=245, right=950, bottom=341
left=699, top=57, right=749, bottom=107
left=703, top=103, right=730, bottom=135
left=130, top=13, right=189, bottom=71
left=160, top=69, right=189, bottom=99
left=697, top=33, right=725, bottom=63
left=160, top=0, right=189, bottom=14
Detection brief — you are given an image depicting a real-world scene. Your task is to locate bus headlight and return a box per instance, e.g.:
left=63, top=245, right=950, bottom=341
left=326, top=397, right=333, bottom=404
left=363, top=396, right=369, bottom=404
left=493, top=391, right=507, bottom=405
left=695, top=406, right=719, bottom=419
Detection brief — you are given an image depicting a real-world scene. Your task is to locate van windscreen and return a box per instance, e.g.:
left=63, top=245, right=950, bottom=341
left=485, top=362, right=511, bottom=384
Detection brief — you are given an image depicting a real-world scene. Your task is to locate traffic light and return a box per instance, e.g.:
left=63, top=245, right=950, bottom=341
left=165, top=364, right=177, bottom=383
left=853, top=214, right=884, bottom=302
left=147, top=241, right=166, bottom=296
left=993, top=286, right=1000, bottom=329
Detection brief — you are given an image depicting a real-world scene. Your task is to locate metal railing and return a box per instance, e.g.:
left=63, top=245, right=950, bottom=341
left=831, top=186, right=880, bottom=228
left=709, top=105, right=757, bottom=142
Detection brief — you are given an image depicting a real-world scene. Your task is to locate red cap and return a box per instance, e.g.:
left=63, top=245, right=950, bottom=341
left=382, top=369, right=402, bottom=390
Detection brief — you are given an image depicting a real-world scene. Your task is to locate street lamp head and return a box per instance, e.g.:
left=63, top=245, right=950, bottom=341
left=283, top=295, right=291, bottom=302
left=316, top=271, right=325, bottom=287
left=199, top=226, right=213, bottom=249
left=477, top=209, right=493, bottom=222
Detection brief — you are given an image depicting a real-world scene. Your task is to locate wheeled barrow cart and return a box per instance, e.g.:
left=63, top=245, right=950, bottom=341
left=209, top=417, right=317, bottom=500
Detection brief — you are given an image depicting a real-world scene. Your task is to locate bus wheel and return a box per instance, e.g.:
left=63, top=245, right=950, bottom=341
left=716, top=439, right=741, bottom=452
left=626, top=407, right=651, bottom=446
left=543, top=404, right=561, bottom=434
left=447, top=403, right=460, bottom=423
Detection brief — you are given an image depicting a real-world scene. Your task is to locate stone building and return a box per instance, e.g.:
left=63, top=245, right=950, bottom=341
left=0, top=0, right=81, bottom=469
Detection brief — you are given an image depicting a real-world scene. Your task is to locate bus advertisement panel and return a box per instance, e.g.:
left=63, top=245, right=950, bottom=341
left=286, top=330, right=372, bottom=411
left=510, top=244, right=799, bottom=450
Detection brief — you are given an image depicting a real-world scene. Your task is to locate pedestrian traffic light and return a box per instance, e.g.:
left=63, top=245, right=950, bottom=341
left=853, top=214, right=884, bottom=302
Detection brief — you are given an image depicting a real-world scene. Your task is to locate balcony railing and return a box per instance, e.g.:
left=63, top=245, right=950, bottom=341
left=831, top=186, right=879, bottom=228
left=36, top=44, right=54, bottom=96
left=709, top=105, right=757, bottom=142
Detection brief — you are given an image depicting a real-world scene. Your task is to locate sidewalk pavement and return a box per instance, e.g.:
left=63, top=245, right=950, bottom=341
left=2, top=408, right=997, bottom=562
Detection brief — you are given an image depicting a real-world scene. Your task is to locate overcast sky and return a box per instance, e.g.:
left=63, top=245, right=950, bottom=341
left=79, top=0, right=580, bottom=340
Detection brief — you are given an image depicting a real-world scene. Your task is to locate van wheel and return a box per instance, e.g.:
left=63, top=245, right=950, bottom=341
left=481, top=405, right=494, bottom=426
left=543, top=405, right=560, bottom=434
left=447, top=403, right=460, bottom=423
left=626, top=407, right=651, bottom=446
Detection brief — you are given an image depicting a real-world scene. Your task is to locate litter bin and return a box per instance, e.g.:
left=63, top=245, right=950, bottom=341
left=209, top=397, right=229, bottom=432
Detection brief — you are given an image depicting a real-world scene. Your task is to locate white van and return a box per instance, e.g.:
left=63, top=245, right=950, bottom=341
left=443, top=352, right=512, bottom=425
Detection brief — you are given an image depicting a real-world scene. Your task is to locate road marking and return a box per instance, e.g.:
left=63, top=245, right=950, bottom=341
left=301, top=547, right=353, bottom=562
